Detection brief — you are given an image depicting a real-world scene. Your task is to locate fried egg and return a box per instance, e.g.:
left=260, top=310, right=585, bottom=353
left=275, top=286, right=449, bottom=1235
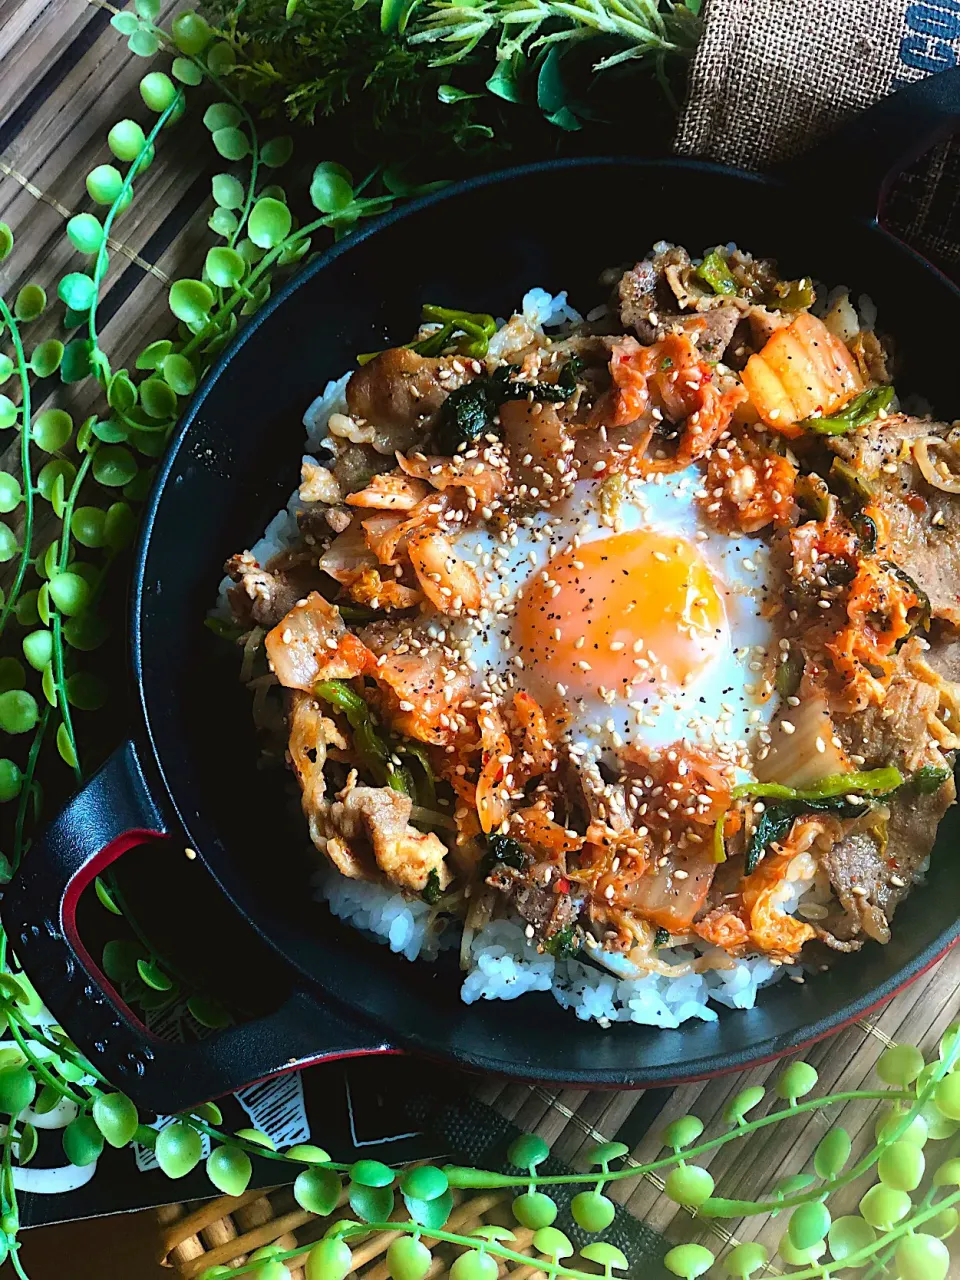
left=450, top=468, right=780, bottom=770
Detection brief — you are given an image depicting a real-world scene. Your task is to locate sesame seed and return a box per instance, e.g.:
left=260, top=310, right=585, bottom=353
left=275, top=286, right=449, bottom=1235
left=780, top=720, right=795, bottom=734
left=674, top=869, right=689, bottom=880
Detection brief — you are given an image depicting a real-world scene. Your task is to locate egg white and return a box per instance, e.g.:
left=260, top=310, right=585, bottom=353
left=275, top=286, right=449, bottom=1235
left=443, top=468, right=780, bottom=773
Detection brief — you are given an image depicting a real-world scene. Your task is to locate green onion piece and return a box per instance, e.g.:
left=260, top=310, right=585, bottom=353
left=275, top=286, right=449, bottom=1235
left=695, top=250, right=738, bottom=296
left=732, top=767, right=903, bottom=803
left=803, top=386, right=895, bottom=435
left=769, top=278, right=815, bottom=311
left=653, top=927, right=671, bottom=948
left=315, top=679, right=391, bottom=786
left=913, top=765, right=952, bottom=795
left=544, top=924, right=580, bottom=958
left=713, top=815, right=726, bottom=863
left=204, top=616, right=244, bottom=642
left=400, top=742, right=437, bottom=810
left=421, top=869, right=442, bottom=904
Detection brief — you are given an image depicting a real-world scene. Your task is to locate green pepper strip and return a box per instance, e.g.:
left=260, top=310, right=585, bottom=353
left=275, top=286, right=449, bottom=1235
left=731, top=767, right=903, bottom=803
left=713, top=815, right=726, bottom=863
left=803, top=385, right=895, bottom=435
left=315, top=679, right=409, bottom=795
left=695, top=250, right=738, bottom=296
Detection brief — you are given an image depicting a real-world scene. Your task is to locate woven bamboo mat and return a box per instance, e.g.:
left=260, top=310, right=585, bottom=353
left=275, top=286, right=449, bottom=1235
left=4, top=2, right=960, bottom=1272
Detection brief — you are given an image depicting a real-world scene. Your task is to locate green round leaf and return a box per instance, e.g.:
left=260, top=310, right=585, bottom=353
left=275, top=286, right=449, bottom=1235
left=386, top=1236, right=431, bottom=1280
left=878, top=1139, right=925, bottom=1192
left=92, top=1093, right=139, bottom=1148
left=935, top=1072, right=960, bottom=1119
left=0, top=690, right=38, bottom=734
left=208, top=208, right=239, bottom=239
left=30, top=339, right=64, bottom=378
left=67, top=671, right=108, bottom=711
left=664, top=1164, right=714, bottom=1208
left=789, top=1201, right=831, bottom=1251
left=261, top=136, right=294, bottom=168
left=403, top=1188, right=453, bottom=1230
left=15, top=591, right=39, bottom=627
left=720, top=1242, right=768, bottom=1279
left=128, top=27, right=159, bottom=56
left=102, top=939, right=146, bottom=984
left=294, top=1166, right=342, bottom=1216
left=107, top=119, right=147, bottom=162
left=0, top=759, right=22, bottom=803
left=48, top=572, right=91, bottom=616
left=858, top=1183, right=912, bottom=1230
left=234, top=1128, right=275, bottom=1150
left=139, top=71, right=177, bottom=112
left=103, top=501, right=137, bottom=550
left=66, top=213, right=104, bottom=256
left=93, top=445, right=137, bottom=488
left=0, top=354, right=13, bottom=384
left=0, top=397, right=16, bottom=430
left=95, top=875, right=121, bottom=914
left=33, top=408, right=73, bottom=452
left=155, top=1122, right=203, bottom=1178
left=581, top=1244, right=629, bottom=1271
left=186, top=995, right=231, bottom=1029
left=661, top=1115, right=705, bottom=1150
left=349, top=1183, right=394, bottom=1223
left=136, top=339, right=173, bottom=371
left=895, top=1233, right=950, bottom=1280
left=305, top=1237, right=352, bottom=1280
left=60, top=338, right=93, bottom=383
left=212, top=127, right=249, bottom=161
left=14, top=284, right=46, bottom=322
left=205, top=247, right=246, bottom=288
left=63, top=1115, right=104, bottom=1166
left=310, top=164, right=354, bottom=214
left=586, top=1140, right=629, bottom=1167
left=827, top=1215, right=876, bottom=1264
left=171, top=10, right=212, bottom=54
left=172, top=56, right=203, bottom=85
left=22, top=630, right=52, bottom=672
left=111, top=10, right=139, bottom=32
left=531, top=1227, right=573, bottom=1260
left=0, top=224, right=12, bottom=260
left=57, top=720, right=78, bottom=768
left=71, top=506, right=107, bottom=549
left=137, top=958, right=172, bottom=991
left=664, top=1244, right=715, bottom=1280
left=570, top=1190, right=615, bottom=1233
left=17, top=1122, right=38, bottom=1167
left=64, top=612, right=108, bottom=651
left=0, top=1066, right=35, bottom=1116
left=507, top=1133, right=549, bottom=1170
left=139, top=376, right=178, bottom=420
left=212, top=173, right=244, bottom=210
left=58, top=273, right=97, bottom=311
left=449, top=1253, right=497, bottom=1280
left=85, top=165, right=124, bottom=206
left=169, top=279, right=214, bottom=326
left=0, top=473, right=21, bottom=514
left=207, top=1145, right=253, bottom=1196
left=724, top=1086, right=765, bottom=1126
left=927, top=1207, right=959, bottom=1240
left=399, top=1165, right=447, bottom=1202
left=0, top=522, right=17, bottom=564
left=203, top=102, right=242, bottom=132
left=511, top=1191, right=557, bottom=1230
left=775, top=1061, right=819, bottom=1102
left=814, top=1126, right=851, bottom=1179
left=350, top=1159, right=394, bottom=1188
left=286, top=1145, right=331, bottom=1164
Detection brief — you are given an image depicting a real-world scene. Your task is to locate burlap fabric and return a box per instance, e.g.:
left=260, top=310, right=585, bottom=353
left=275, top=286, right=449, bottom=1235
left=676, top=0, right=960, bottom=273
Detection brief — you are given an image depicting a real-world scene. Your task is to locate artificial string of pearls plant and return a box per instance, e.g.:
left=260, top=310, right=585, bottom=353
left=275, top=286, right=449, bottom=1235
left=0, top=7, right=955, bottom=1280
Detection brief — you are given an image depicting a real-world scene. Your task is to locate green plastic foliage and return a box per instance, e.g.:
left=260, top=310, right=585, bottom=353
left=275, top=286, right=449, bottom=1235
left=814, top=1127, right=851, bottom=1179
left=827, top=1216, right=876, bottom=1263
left=235, top=1128, right=275, bottom=1149
left=161, top=353, right=196, bottom=395
left=155, top=1122, right=203, bottom=1178
left=14, top=284, right=45, bottom=322
left=0, top=355, right=13, bottom=384
left=0, top=760, right=22, bottom=802
left=507, top=1133, right=549, bottom=1170
left=64, top=215, right=102, bottom=257
left=92, top=1093, right=139, bottom=1148
left=30, top=340, right=64, bottom=378
left=261, top=136, right=294, bottom=168
left=0, top=1065, right=35, bottom=1115
left=398, top=1165, right=447, bottom=1201
left=140, top=376, right=178, bottom=420
left=0, top=523, right=17, bottom=564
left=212, top=128, right=250, bottom=161
left=858, top=1184, right=912, bottom=1230
left=511, top=1192, right=557, bottom=1229
left=140, top=72, right=177, bottom=112
left=724, top=1087, right=764, bottom=1126
left=48, top=573, right=91, bottom=616
left=586, top=1140, right=628, bottom=1167
left=107, top=119, right=147, bottom=162
left=136, top=340, right=173, bottom=371
left=0, top=398, right=16, bottom=430
left=212, top=174, right=244, bottom=210
left=0, top=690, right=39, bottom=734
left=85, top=165, right=124, bottom=206
left=294, top=1166, right=342, bottom=1215
left=895, top=1233, right=951, bottom=1280
left=661, top=1115, right=704, bottom=1150
left=348, top=1182, right=394, bottom=1223
left=775, top=1061, right=818, bottom=1102
left=349, top=1159, right=394, bottom=1188
left=71, top=507, right=107, bottom=549
left=61, top=339, right=93, bottom=383
left=403, top=1188, right=453, bottom=1230
left=205, top=247, right=246, bottom=289
left=386, top=1236, right=432, bottom=1280
left=33, top=409, right=73, bottom=452
left=935, top=1073, right=960, bottom=1119
left=305, top=1237, right=352, bottom=1280
left=532, top=1228, right=572, bottom=1260
left=310, top=163, right=354, bottom=213
left=248, top=197, right=291, bottom=249
left=664, top=1164, right=715, bottom=1208
left=570, top=1190, right=615, bottom=1232
left=878, top=1043, right=925, bottom=1086
left=878, top=1140, right=925, bottom=1191
left=788, top=1201, right=831, bottom=1250
left=172, top=57, right=203, bottom=85
left=22, top=631, right=53, bottom=672
left=664, top=1244, right=715, bottom=1280
left=63, top=1115, right=104, bottom=1166
left=286, top=1145, right=331, bottom=1164
left=93, top=446, right=137, bottom=488
left=207, top=1146, right=253, bottom=1196
left=171, top=10, right=212, bottom=54
left=721, top=1242, right=768, bottom=1278
left=203, top=102, right=242, bottom=132
left=169, top=279, right=214, bottom=325
left=449, top=1253, right=497, bottom=1280
left=0, top=224, right=12, bottom=259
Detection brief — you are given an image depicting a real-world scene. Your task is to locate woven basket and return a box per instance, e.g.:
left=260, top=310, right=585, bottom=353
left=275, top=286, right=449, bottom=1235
left=157, top=1185, right=571, bottom=1279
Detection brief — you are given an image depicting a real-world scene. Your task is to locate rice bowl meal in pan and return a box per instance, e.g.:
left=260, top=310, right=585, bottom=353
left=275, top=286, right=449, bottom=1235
left=215, top=241, right=960, bottom=1031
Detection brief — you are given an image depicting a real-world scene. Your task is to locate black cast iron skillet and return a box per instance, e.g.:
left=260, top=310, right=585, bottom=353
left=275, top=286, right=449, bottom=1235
left=6, top=71, right=960, bottom=1114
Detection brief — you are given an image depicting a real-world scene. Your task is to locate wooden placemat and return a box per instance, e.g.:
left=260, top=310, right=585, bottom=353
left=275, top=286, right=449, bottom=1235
left=4, top=3, right=960, bottom=1271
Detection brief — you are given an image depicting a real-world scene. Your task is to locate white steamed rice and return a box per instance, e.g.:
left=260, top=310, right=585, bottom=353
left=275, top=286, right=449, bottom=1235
left=224, top=284, right=813, bottom=1027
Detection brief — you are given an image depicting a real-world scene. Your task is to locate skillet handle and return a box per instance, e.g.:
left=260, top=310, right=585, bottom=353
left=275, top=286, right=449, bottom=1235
left=2, top=740, right=397, bottom=1114
left=775, top=65, right=960, bottom=222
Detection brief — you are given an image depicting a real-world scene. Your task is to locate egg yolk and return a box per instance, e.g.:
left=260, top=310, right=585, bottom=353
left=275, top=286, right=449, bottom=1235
left=513, top=529, right=727, bottom=695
